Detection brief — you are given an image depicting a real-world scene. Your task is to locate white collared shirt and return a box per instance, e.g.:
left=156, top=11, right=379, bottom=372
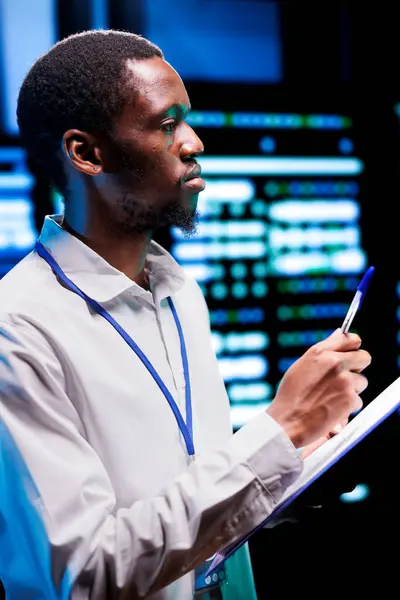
left=0, top=215, right=302, bottom=600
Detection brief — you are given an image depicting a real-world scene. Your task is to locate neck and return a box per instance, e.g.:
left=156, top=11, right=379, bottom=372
left=62, top=209, right=152, bottom=287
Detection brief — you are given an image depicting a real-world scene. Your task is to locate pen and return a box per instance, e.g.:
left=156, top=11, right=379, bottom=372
left=340, top=266, right=375, bottom=333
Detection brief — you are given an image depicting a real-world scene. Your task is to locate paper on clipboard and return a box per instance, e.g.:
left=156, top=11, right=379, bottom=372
left=207, top=376, right=400, bottom=576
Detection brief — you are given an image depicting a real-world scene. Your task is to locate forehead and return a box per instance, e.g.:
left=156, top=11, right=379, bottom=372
left=123, top=57, right=190, bottom=119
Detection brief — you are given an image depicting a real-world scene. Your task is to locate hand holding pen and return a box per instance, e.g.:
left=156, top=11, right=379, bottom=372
left=267, top=266, right=374, bottom=451
left=302, top=265, right=375, bottom=456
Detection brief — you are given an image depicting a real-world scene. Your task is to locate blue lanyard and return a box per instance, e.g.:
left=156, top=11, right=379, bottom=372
left=35, top=241, right=195, bottom=458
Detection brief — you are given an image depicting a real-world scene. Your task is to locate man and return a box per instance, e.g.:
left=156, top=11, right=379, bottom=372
left=0, top=30, right=370, bottom=599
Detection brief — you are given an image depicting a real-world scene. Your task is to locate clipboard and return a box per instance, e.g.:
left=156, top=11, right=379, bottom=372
left=207, top=375, right=400, bottom=576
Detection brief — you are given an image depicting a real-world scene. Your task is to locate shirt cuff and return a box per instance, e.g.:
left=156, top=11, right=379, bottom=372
left=228, top=412, right=304, bottom=504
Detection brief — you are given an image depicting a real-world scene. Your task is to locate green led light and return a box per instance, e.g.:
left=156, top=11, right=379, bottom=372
left=227, top=310, right=237, bottom=324
left=299, top=305, right=312, bottom=318
left=277, top=306, right=292, bottom=320
left=301, top=182, right=314, bottom=195
left=290, top=281, right=299, bottom=293
left=291, top=115, right=304, bottom=127
left=306, top=115, right=320, bottom=128
left=335, top=182, right=347, bottom=194
left=265, top=182, right=279, bottom=197
left=278, top=332, right=289, bottom=346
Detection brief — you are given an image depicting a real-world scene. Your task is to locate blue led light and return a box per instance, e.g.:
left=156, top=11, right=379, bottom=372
left=230, top=262, right=248, bottom=279
left=200, top=156, right=364, bottom=176
left=187, top=111, right=226, bottom=128
left=238, top=308, right=265, bottom=324
left=0, top=0, right=56, bottom=134
left=277, top=303, right=348, bottom=320
left=210, top=310, right=229, bottom=326
left=0, top=149, right=36, bottom=258
left=250, top=200, right=267, bottom=217
left=251, top=281, right=268, bottom=297
left=228, top=203, right=247, bottom=217
left=284, top=180, right=359, bottom=196
left=218, top=355, right=269, bottom=381
left=91, top=0, right=108, bottom=29
left=221, top=331, right=270, bottom=353
left=259, top=136, right=276, bottom=153
left=252, top=262, right=268, bottom=278
left=278, top=330, right=333, bottom=347
left=278, top=357, right=299, bottom=373
left=339, top=484, right=370, bottom=503
left=338, top=137, right=354, bottom=154
left=228, top=382, right=272, bottom=402
left=143, top=1, right=282, bottom=83
left=210, top=283, right=228, bottom=300
left=231, top=282, right=248, bottom=299
left=230, top=402, right=272, bottom=428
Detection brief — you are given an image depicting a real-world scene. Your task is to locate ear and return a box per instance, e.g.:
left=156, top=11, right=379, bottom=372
left=62, top=129, right=103, bottom=176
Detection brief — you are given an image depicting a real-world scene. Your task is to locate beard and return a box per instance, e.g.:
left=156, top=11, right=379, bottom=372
left=106, top=136, right=199, bottom=238
left=115, top=191, right=199, bottom=237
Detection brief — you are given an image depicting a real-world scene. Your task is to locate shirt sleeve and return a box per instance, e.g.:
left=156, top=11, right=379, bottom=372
left=0, top=318, right=303, bottom=599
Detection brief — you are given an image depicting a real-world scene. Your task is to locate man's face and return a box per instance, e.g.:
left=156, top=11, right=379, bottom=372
left=99, top=57, right=205, bottom=237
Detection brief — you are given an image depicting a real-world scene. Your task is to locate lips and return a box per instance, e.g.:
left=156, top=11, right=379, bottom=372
left=182, top=163, right=206, bottom=192
left=184, top=163, right=202, bottom=183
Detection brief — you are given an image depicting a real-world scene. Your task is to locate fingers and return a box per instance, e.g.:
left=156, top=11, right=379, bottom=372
left=330, top=422, right=345, bottom=435
left=351, top=393, right=363, bottom=414
left=303, top=417, right=352, bottom=458
left=303, top=416, right=353, bottom=458
left=346, top=373, right=366, bottom=415
left=336, top=417, right=349, bottom=430
left=337, top=349, right=372, bottom=373
left=333, top=371, right=365, bottom=416
left=347, top=369, right=367, bottom=392
left=312, top=328, right=362, bottom=353
left=329, top=417, right=349, bottom=438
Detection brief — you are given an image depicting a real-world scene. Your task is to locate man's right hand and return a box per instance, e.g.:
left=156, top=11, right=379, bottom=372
left=266, top=329, right=371, bottom=449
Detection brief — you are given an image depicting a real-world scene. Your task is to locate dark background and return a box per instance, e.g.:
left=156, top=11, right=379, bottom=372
left=249, top=5, right=400, bottom=597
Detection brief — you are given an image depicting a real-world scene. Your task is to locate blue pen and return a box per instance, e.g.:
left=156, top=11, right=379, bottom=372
left=340, top=266, right=375, bottom=333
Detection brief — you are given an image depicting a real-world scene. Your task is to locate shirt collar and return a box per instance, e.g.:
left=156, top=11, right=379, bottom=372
left=37, top=215, right=186, bottom=303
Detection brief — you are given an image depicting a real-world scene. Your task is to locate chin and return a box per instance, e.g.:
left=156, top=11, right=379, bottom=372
left=179, top=190, right=198, bottom=207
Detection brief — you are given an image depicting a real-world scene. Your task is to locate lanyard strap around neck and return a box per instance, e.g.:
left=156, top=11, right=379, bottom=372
left=35, top=241, right=195, bottom=457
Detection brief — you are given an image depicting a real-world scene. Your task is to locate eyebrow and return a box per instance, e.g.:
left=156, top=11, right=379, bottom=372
left=157, top=103, right=191, bottom=119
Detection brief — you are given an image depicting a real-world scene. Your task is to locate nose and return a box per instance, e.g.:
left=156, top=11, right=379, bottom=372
left=179, top=123, right=204, bottom=161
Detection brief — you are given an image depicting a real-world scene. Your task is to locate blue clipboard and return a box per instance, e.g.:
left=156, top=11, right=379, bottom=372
left=207, top=375, right=400, bottom=577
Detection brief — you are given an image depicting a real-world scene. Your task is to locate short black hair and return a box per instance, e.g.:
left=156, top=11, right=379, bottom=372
left=17, top=29, right=163, bottom=195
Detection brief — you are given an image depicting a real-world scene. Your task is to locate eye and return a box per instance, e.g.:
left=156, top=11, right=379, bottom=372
left=161, top=120, right=177, bottom=134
